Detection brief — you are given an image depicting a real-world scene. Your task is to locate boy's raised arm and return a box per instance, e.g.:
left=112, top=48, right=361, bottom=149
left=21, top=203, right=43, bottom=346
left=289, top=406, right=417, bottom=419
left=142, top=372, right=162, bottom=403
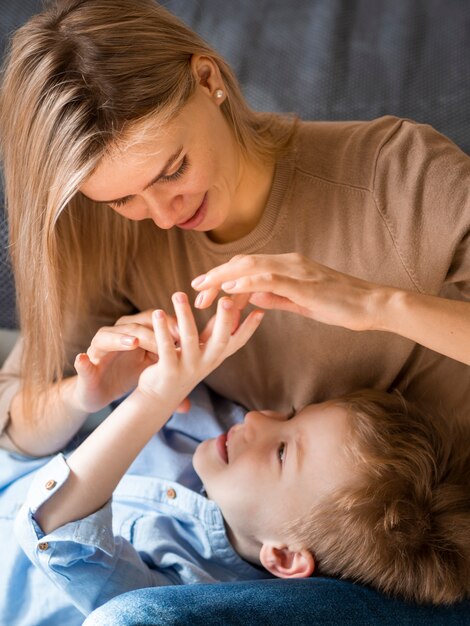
left=33, top=293, right=263, bottom=535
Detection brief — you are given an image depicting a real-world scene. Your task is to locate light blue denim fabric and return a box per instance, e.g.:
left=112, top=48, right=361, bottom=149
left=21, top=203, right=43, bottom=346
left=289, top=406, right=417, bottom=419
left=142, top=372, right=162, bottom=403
left=83, top=578, right=470, bottom=626
left=4, top=385, right=270, bottom=624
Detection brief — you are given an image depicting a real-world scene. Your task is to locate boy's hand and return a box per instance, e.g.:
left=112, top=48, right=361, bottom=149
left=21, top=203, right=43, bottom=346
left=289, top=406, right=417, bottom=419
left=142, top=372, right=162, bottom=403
left=72, top=310, right=175, bottom=413
left=137, top=292, right=264, bottom=407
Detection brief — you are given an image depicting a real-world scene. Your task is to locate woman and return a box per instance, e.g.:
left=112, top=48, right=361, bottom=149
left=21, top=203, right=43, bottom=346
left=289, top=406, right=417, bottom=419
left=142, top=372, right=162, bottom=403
left=0, top=0, right=469, bottom=459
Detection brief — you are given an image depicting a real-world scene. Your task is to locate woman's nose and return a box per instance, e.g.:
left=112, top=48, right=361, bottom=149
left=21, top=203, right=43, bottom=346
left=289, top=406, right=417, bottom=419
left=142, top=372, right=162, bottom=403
left=144, top=192, right=184, bottom=229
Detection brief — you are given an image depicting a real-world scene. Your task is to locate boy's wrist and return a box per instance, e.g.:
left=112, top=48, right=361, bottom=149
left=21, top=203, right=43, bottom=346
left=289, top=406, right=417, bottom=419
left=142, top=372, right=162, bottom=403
left=126, top=386, right=182, bottom=427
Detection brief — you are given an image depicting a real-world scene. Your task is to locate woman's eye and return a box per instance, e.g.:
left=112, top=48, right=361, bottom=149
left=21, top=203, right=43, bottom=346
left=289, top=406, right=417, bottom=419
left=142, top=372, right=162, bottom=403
left=110, top=197, right=130, bottom=209
left=160, top=155, right=189, bottom=183
left=107, top=156, right=189, bottom=209
left=278, top=442, right=286, bottom=465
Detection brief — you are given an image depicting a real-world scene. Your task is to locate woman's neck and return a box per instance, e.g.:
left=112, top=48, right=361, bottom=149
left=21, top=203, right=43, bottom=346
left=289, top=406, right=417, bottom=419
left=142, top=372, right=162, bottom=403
left=208, top=153, right=276, bottom=244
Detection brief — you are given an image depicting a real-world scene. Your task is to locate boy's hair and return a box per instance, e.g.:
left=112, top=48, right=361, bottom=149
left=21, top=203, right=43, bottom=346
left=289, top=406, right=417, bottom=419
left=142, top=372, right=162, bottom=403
left=285, top=389, right=470, bottom=605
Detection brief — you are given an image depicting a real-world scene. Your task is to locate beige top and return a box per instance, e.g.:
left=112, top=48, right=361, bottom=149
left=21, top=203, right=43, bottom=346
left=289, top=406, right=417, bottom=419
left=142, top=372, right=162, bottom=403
left=1, top=115, right=469, bottom=441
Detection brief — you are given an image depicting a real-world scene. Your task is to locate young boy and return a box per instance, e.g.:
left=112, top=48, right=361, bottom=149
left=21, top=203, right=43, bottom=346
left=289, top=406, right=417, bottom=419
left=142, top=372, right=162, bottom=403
left=14, top=294, right=470, bottom=618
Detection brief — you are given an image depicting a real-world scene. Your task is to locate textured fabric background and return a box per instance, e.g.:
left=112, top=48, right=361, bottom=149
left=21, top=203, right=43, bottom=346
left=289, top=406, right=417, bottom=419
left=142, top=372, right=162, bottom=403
left=1, top=0, right=469, bottom=329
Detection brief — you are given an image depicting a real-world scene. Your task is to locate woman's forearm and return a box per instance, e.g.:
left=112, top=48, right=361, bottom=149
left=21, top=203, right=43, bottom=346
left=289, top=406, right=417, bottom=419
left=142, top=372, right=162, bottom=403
left=376, top=288, right=470, bottom=365
left=6, top=376, right=90, bottom=457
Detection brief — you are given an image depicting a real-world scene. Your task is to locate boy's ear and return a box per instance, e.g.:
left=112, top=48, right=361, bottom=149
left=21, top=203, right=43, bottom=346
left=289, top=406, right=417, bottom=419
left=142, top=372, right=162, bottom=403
left=259, top=542, right=315, bottom=579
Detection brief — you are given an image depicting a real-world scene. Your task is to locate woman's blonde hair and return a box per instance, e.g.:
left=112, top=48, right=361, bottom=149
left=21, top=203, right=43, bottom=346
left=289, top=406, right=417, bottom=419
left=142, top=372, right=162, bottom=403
left=0, top=0, right=289, bottom=417
left=284, top=389, right=470, bottom=605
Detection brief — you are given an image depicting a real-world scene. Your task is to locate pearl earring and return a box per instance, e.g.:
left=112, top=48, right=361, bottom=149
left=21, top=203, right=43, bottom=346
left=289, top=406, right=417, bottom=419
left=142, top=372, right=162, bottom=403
left=214, top=89, right=224, bottom=100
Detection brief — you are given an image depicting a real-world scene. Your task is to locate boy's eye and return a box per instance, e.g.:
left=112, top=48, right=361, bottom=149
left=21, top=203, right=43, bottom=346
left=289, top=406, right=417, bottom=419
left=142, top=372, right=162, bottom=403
left=278, top=442, right=286, bottom=465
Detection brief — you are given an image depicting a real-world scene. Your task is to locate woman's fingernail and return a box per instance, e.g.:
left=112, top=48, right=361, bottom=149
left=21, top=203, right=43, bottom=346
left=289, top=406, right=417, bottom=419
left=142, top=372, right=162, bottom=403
left=254, top=311, right=264, bottom=322
left=195, top=293, right=204, bottom=307
left=222, top=281, right=236, bottom=291
left=153, top=310, right=164, bottom=319
left=121, top=335, right=136, bottom=346
left=221, top=299, right=233, bottom=310
left=191, top=275, right=206, bottom=288
left=173, top=292, right=187, bottom=304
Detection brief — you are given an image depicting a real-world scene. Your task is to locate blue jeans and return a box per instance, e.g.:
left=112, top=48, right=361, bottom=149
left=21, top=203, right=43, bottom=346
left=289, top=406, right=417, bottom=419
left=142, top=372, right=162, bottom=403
left=83, top=578, right=470, bottom=626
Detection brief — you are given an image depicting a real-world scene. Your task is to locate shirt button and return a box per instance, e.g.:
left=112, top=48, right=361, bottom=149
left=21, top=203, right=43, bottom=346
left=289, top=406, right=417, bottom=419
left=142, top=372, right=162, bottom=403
left=38, top=542, right=49, bottom=551
left=45, top=479, right=57, bottom=490
left=166, top=488, right=177, bottom=500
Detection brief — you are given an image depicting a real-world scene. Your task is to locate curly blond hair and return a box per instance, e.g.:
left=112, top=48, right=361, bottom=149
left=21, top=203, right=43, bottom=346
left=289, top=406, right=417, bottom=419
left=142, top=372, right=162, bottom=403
left=284, top=389, right=470, bottom=605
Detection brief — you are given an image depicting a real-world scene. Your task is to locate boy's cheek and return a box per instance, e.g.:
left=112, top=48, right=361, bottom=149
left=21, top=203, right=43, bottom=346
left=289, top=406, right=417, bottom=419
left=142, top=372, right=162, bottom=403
left=191, top=441, right=207, bottom=479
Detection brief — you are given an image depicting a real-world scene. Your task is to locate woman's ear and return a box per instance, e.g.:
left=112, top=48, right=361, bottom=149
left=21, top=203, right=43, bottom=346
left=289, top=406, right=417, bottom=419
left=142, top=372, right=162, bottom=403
left=259, top=542, right=315, bottom=579
left=190, top=54, right=225, bottom=101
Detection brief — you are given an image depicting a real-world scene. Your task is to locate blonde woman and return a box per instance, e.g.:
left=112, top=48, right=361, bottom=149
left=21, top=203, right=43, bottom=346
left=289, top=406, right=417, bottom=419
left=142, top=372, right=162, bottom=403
left=0, top=1, right=469, bottom=456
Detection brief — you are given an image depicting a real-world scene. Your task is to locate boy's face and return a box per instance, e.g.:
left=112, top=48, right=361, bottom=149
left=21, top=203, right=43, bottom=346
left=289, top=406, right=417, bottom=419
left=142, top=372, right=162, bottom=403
left=193, top=401, right=353, bottom=554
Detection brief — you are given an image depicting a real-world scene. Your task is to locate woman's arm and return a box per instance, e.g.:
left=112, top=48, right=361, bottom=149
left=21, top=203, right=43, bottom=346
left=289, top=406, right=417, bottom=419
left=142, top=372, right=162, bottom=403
left=34, top=293, right=263, bottom=534
left=2, top=311, right=181, bottom=457
left=377, top=288, right=470, bottom=365
left=192, top=253, right=470, bottom=366
left=5, top=377, right=90, bottom=457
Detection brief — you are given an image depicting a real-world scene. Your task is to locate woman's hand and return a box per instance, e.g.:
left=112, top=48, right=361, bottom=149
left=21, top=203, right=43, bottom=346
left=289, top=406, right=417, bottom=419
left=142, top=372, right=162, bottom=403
left=72, top=310, right=170, bottom=414
left=137, top=292, right=264, bottom=406
left=192, top=253, right=385, bottom=332
left=192, top=253, right=470, bottom=365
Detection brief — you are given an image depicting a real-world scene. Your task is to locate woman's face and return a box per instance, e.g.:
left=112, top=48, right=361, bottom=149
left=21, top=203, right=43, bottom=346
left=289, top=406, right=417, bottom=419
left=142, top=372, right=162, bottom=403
left=80, top=86, right=244, bottom=238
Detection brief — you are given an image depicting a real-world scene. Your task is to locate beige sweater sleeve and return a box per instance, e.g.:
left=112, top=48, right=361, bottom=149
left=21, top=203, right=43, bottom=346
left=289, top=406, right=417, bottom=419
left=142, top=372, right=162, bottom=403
left=372, top=119, right=470, bottom=298
left=0, top=337, right=23, bottom=446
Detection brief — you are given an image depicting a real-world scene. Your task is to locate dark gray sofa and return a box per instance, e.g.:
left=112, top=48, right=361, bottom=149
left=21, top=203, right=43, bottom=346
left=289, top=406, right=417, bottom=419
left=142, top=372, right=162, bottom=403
left=1, top=1, right=470, bottom=624
left=1, top=0, right=470, bottom=333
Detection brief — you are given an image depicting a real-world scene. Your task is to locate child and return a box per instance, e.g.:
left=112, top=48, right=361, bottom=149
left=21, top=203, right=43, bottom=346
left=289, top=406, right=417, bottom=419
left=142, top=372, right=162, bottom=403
left=14, top=294, right=470, bottom=618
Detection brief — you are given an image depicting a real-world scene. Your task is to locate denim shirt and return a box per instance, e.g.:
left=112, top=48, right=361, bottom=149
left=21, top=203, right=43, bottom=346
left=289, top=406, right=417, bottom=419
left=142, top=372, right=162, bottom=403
left=4, top=386, right=270, bottom=624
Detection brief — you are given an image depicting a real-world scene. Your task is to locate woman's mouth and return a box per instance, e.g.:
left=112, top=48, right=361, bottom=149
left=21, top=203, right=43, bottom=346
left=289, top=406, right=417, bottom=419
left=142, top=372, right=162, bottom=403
left=176, top=193, right=207, bottom=230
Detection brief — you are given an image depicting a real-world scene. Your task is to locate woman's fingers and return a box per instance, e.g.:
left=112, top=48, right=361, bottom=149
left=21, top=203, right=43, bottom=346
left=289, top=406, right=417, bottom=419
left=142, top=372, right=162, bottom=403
left=192, top=254, right=295, bottom=287
left=115, top=309, right=154, bottom=327
left=74, top=352, right=95, bottom=377
left=194, top=286, right=220, bottom=309
left=176, top=397, right=192, bottom=413
left=192, top=254, right=303, bottom=309
left=117, top=310, right=181, bottom=343
left=221, top=272, right=311, bottom=309
left=87, top=324, right=158, bottom=363
left=248, top=292, right=310, bottom=316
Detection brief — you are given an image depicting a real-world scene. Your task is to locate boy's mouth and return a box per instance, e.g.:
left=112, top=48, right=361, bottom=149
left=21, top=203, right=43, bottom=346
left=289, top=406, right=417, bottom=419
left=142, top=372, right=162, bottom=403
left=215, top=433, right=229, bottom=463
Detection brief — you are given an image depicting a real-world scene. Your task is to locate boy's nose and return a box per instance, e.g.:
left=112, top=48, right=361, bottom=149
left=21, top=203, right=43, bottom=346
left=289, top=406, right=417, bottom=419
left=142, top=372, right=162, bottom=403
left=243, top=410, right=279, bottom=439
